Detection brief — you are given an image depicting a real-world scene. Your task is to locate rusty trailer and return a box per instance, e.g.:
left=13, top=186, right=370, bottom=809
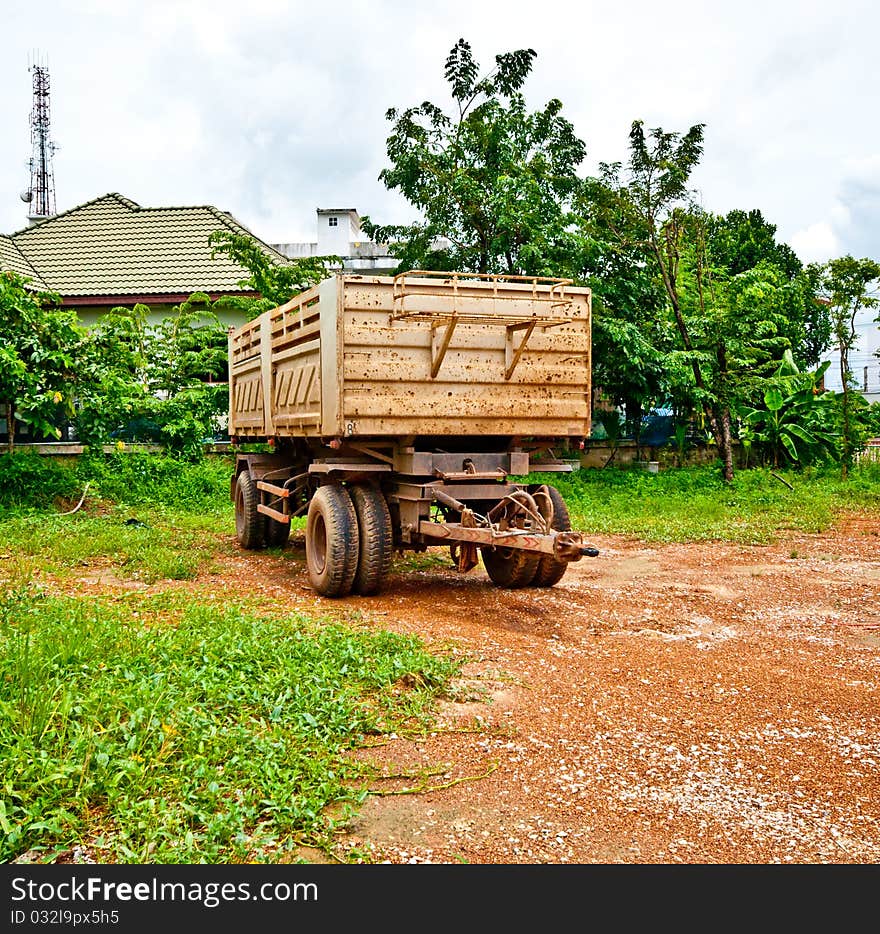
left=227, top=270, right=598, bottom=597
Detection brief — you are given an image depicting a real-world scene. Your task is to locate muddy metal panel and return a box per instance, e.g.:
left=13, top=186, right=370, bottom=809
left=338, top=273, right=591, bottom=439
left=229, top=283, right=325, bottom=438
left=228, top=271, right=592, bottom=441
left=228, top=316, right=265, bottom=435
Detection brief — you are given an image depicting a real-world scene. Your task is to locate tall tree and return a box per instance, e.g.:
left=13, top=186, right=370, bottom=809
left=579, top=124, right=818, bottom=481
left=683, top=212, right=795, bottom=480
left=569, top=187, right=670, bottom=439
left=706, top=209, right=829, bottom=368
left=579, top=122, right=737, bottom=467
left=820, top=256, right=880, bottom=477
left=362, top=38, right=586, bottom=275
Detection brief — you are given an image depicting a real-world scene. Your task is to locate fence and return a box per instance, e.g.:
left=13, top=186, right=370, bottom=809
left=856, top=439, right=880, bottom=465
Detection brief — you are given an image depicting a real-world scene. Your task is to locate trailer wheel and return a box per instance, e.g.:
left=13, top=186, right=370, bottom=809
left=350, top=485, right=393, bottom=596
left=480, top=545, right=540, bottom=589
left=234, top=470, right=266, bottom=550
left=529, top=484, right=571, bottom=587
left=306, top=485, right=360, bottom=598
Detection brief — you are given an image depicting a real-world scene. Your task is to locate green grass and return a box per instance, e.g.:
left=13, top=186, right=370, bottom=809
left=0, top=451, right=233, bottom=513
left=0, top=509, right=230, bottom=584
left=0, top=453, right=462, bottom=864
left=530, top=463, right=880, bottom=544
left=0, top=586, right=459, bottom=864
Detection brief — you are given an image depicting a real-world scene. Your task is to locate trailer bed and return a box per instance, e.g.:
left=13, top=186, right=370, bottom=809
left=228, top=270, right=591, bottom=443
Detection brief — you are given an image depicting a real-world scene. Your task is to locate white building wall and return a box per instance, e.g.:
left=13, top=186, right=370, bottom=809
left=272, top=208, right=398, bottom=274
left=822, top=307, right=880, bottom=404
left=316, top=209, right=360, bottom=257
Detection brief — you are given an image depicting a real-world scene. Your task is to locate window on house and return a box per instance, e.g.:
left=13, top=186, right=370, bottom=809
left=328, top=217, right=338, bottom=227
left=865, top=366, right=869, bottom=392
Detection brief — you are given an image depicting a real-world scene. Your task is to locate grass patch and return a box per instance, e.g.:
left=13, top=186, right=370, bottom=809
left=530, top=463, right=880, bottom=543
left=0, top=451, right=233, bottom=514
left=0, top=509, right=230, bottom=584
left=0, top=455, right=462, bottom=864
left=0, top=586, right=459, bottom=864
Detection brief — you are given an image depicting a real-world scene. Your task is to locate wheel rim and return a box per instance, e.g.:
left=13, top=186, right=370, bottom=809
left=312, top=512, right=327, bottom=573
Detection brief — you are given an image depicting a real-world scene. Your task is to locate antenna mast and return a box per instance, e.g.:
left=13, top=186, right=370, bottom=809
left=21, top=54, right=58, bottom=222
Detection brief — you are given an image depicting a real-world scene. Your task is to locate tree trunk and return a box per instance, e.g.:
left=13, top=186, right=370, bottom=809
left=650, top=235, right=718, bottom=442
left=6, top=402, right=14, bottom=455
left=838, top=299, right=863, bottom=481
left=715, top=343, right=734, bottom=482
left=626, top=399, right=643, bottom=461
left=840, top=345, right=850, bottom=480
left=719, top=406, right=734, bottom=483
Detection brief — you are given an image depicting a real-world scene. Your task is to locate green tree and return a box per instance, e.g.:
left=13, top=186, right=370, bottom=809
left=0, top=271, right=81, bottom=453
left=208, top=230, right=338, bottom=319
left=681, top=212, right=804, bottom=480
left=74, top=296, right=230, bottom=458
left=820, top=256, right=880, bottom=477
left=362, top=38, right=586, bottom=275
left=579, top=123, right=751, bottom=472
left=73, top=303, right=152, bottom=446
left=706, top=209, right=830, bottom=368
left=571, top=181, right=671, bottom=440
left=579, top=124, right=830, bottom=482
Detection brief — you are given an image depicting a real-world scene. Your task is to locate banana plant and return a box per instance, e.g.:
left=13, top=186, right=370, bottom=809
left=738, top=351, right=838, bottom=467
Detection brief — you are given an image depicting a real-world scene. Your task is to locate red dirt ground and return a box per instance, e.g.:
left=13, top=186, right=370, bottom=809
left=204, top=514, right=880, bottom=864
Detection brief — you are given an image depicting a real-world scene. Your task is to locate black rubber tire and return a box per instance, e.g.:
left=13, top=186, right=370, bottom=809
left=480, top=544, right=540, bottom=588
left=305, top=485, right=359, bottom=598
left=265, top=516, right=291, bottom=549
left=350, top=485, right=394, bottom=596
left=529, top=484, right=570, bottom=587
left=234, top=471, right=266, bottom=550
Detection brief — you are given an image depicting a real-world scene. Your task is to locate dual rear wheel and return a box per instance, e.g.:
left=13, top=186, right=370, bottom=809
left=305, top=483, right=393, bottom=598
left=236, top=474, right=394, bottom=598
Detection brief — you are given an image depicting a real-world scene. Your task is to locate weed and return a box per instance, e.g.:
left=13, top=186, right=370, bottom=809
left=0, top=589, right=459, bottom=864
left=0, top=452, right=233, bottom=514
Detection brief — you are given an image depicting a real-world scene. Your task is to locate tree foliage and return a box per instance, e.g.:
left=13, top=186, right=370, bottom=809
left=0, top=271, right=81, bottom=452
left=74, top=296, right=230, bottom=458
left=363, top=38, right=586, bottom=275
left=739, top=350, right=837, bottom=467
left=705, top=210, right=829, bottom=368
left=818, top=255, right=880, bottom=475
left=576, top=121, right=835, bottom=481
left=208, top=230, right=338, bottom=319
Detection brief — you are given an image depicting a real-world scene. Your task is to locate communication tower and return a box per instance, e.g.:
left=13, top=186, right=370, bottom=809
left=20, top=55, right=58, bottom=223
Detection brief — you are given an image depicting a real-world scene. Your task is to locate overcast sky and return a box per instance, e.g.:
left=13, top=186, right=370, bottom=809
left=2, top=0, right=878, bottom=264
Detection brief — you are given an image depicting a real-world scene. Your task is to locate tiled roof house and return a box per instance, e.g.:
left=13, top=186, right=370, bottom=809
left=0, top=192, right=290, bottom=325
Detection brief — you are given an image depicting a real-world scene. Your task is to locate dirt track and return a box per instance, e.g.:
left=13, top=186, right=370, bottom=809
left=207, top=513, right=880, bottom=864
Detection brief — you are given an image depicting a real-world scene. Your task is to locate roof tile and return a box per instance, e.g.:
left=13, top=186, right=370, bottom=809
left=2, top=193, right=290, bottom=298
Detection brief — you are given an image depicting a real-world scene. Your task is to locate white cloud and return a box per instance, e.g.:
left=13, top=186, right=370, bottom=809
left=789, top=223, right=840, bottom=263
left=1, top=0, right=878, bottom=261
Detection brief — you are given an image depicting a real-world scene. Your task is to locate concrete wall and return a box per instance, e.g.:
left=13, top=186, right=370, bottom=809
left=580, top=439, right=742, bottom=470
left=316, top=209, right=361, bottom=258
